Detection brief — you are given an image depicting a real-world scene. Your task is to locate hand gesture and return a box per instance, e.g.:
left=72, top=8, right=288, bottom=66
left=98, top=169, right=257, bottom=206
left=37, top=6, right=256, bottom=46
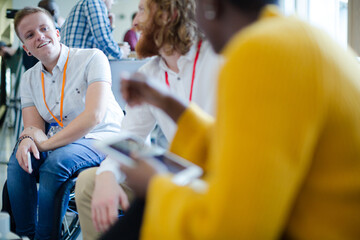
left=120, top=72, right=186, bottom=122
left=121, top=72, right=169, bottom=108
left=119, top=43, right=130, bottom=58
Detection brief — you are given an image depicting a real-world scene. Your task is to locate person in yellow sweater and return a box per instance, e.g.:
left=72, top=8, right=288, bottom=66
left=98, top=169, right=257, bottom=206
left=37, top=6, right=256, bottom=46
left=101, top=0, right=360, bottom=239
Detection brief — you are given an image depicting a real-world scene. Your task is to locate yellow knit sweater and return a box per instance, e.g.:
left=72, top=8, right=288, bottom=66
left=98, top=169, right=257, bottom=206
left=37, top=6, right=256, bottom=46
left=141, top=6, right=360, bottom=240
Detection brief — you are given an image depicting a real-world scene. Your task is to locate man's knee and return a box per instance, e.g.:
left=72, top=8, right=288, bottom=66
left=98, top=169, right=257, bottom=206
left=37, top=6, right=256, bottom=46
left=75, top=167, right=98, bottom=203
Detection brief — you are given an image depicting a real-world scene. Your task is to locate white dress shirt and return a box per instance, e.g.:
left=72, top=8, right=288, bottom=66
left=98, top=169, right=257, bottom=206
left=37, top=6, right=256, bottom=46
left=96, top=40, right=223, bottom=181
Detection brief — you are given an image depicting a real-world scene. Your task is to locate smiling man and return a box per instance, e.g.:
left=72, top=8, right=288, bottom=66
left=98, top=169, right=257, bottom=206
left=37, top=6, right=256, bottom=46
left=7, top=7, right=124, bottom=239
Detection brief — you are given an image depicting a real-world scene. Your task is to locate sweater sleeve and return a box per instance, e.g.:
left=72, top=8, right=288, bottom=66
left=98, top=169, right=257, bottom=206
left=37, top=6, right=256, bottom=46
left=169, top=103, right=214, bottom=171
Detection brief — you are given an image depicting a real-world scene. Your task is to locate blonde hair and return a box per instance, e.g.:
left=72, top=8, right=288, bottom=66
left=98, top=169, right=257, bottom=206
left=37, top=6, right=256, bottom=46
left=14, top=7, right=54, bottom=40
left=145, top=0, right=202, bottom=55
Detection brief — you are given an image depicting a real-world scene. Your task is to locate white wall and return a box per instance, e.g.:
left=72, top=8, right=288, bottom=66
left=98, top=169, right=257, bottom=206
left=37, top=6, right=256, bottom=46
left=111, top=0, right=139, bottom=42
left=12, top=0, right=74, bottom=21
left=12, top=0, right=139, bottom=42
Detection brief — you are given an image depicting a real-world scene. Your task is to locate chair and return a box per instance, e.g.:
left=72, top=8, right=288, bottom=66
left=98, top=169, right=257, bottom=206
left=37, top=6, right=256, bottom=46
left=52, top=172, right=81, bottom=240
left=1, top=171, right=81, bottom=240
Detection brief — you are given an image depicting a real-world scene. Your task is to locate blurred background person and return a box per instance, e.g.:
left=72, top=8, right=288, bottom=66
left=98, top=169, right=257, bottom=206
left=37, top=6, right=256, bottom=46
left=0, top=36, right=38, bottom=72
left=0, top=42, right=17, bottom=58
left=60, top=0, right=130, bottom=60
left=38, top=0, right=65, bottom=28
left=123, top=12, right=139, bottom=51
left=101, top=0, right=360, bottom=239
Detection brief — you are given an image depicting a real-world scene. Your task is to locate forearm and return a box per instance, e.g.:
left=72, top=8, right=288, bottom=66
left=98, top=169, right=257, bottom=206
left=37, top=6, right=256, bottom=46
left=40, top=82, right=109, bottom=151
left=21, top=106, right=46, bottom=143
left=157, top=95, right=187, bottom=123
left=40, top=110, right=100, bottom=151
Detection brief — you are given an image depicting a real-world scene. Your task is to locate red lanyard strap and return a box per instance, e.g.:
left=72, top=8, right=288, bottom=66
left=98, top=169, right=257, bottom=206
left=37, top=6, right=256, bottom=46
left=165, top=71, right=169, bottom=86
left=165, top=39, right=203, bottom=101
left=41, top=50, right=70, bottom=128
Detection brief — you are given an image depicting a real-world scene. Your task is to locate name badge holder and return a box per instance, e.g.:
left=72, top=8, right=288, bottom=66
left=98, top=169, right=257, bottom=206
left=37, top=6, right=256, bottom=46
left=47, top=122, right=63, bottom=138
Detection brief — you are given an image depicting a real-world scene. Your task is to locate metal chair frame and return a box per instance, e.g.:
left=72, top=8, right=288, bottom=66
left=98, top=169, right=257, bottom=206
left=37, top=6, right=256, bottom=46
left=1, top=173, right=81, bottom=240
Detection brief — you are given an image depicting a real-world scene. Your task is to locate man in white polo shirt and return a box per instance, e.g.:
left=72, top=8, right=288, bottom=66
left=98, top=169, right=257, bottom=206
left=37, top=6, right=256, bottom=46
left=74, top=0, right=222, bottom=239
left=7, top=7, right=124, bottom=240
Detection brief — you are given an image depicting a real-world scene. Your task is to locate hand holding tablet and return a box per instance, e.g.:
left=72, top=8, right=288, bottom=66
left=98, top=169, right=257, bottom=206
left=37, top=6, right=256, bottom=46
left=94, top=134, right=203, bottom=186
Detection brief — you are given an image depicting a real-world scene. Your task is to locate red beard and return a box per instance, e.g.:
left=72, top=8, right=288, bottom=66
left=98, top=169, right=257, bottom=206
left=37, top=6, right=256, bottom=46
left=135, top=22, right=160, bottom=59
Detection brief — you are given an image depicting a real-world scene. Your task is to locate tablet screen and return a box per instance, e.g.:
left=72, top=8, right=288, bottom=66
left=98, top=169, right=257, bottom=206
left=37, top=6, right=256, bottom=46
left=109, top=138, right=187, bottom=173
left=153, top=155, right=187, bottom=173
left=109, top=138, right=144, bottom=157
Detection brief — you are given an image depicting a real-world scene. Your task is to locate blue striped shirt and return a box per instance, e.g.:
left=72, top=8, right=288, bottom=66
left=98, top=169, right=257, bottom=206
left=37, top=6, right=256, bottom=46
left=60, top=0, right=123, bottom=59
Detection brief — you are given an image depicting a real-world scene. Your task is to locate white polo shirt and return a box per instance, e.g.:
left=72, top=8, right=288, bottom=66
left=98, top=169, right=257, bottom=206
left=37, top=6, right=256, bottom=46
left=20, top=44, right=124, bottom=141
left=97, top=40, right=223, bottom=181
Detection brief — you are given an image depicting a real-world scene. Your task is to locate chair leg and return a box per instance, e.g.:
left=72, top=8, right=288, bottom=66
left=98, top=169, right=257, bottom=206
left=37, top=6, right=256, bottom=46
left=52, top=176, right=82, bottom=240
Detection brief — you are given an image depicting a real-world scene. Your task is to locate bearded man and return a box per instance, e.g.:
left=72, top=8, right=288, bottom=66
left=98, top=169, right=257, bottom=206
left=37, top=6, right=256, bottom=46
left=74, top=0, right=222, bottom=239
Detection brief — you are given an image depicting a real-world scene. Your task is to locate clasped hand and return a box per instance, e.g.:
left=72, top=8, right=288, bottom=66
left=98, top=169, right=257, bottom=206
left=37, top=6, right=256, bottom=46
left=120, top=72, right=170, bottom=109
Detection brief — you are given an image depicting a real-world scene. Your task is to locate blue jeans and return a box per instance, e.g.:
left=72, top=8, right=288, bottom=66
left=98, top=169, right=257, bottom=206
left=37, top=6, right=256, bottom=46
left=7, top=138, right=105, bottom=240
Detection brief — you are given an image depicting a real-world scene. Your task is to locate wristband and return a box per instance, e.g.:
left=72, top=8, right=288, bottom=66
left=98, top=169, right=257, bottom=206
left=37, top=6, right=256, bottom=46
left=17, top=135, right=34, bottom=147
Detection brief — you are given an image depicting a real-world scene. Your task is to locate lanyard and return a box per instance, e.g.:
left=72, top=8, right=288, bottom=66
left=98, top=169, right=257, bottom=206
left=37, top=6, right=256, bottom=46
left=41, top=50, right=70, bottom=128
left=165, top=39, right=202, bottom=102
